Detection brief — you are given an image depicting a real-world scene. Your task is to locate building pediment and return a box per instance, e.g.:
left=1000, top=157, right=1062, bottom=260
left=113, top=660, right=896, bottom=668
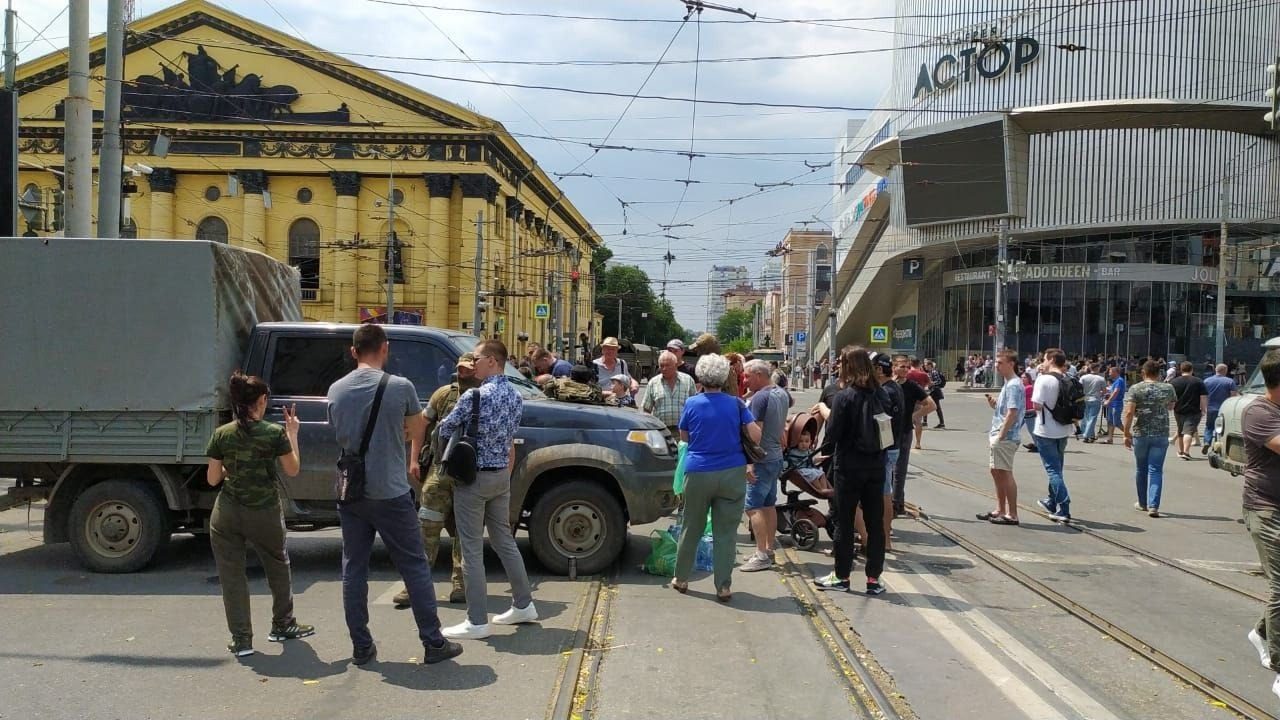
left=17, top=0, right=481, bottom=131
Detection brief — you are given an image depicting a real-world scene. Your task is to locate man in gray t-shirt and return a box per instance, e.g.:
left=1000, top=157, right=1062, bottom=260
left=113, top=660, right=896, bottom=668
left=325, top=325, right=461, bottom=666
left=328, top=368, right=420, bottom=500
left=740, top=359, right=790, bottom=572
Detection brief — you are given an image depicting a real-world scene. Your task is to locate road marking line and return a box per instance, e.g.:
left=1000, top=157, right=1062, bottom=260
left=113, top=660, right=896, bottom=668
left=888, top=568, right=1069, bottom=720
left=900, top=561, right=1121, bottom=720
left=1176, top=558, right=1263, bottom=574
left=990, top=550, right=1139, bottom=568
left=373, top=582, right=405, bottom=605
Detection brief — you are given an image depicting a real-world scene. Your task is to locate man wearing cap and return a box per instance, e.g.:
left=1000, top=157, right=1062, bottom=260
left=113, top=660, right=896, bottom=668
left=666, top=339, right=697, bottom=382
left=593, top=337, right=631, bottom=390
left=392, top=352, right=478, bottom=608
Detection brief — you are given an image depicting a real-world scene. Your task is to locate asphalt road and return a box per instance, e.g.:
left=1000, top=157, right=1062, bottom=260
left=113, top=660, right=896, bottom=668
left=1, top=387, right=1274, bottom=719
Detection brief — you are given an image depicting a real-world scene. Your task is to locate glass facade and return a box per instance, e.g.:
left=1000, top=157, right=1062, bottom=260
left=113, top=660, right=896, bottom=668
left=944, top=279, right=1217, bottom=360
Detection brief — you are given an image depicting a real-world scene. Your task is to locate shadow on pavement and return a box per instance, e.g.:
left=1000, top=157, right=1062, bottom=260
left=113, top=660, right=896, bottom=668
left=242, top=639, right=497, bottom=690
left=0, top=650, right=222, bottom=668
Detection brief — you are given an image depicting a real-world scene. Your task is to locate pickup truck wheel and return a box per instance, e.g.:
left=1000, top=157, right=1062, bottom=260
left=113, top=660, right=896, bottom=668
left=529, top=481, right=626, bottom=576
left=68, top=480, right=169, bottom=573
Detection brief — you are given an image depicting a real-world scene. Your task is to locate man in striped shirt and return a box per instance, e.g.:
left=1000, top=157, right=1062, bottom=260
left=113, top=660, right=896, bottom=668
left=642, top=351, right=695, bottom=434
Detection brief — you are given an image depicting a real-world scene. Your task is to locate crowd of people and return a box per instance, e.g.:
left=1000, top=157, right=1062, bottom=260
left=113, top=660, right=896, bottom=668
left=199, top=319, right=1280, bottom=705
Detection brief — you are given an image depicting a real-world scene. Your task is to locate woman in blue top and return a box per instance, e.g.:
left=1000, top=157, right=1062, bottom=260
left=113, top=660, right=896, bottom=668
left=673, top=353, right=761, bottom=602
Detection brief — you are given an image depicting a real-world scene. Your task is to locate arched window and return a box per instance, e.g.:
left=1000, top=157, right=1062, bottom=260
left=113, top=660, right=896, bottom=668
left=815, top=244, right=830, bottom=262
left=195, top=216, right=228, bottom=243
left=288, top=218, right=321, bottom=291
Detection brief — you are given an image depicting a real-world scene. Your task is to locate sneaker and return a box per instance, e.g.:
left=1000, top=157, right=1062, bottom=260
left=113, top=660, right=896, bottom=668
left=1148, top=509, right=1160, bottom=518
left=866, top=579, right=887, bottom=596
left=423, top=639, right=464, bottom=665
left=352, top=643, right=377, bottom=666
left=392, top=588, right=411, bottom=608
left=448, top=586, right=467, bottom=604
left=268, top=621, right=315, bottom=642
left=814, top=572, right=850, bottom=592
left=227, top=637, right=254, bottom=657
left=1134, top=502, right=1148, bottom=512
left=1272, top=675, right=1280, bottom=702
left=740, top=551, right=773, bottom=572
left=493, top=602, right=539, bottom=625
left=442, top=620, right=492, bottom=640
left=1037, top=498, right=1055, bottom=515
left=1201, top=444, right=1210, bottom=456
left=935, top=424, right=946, bottom=429
left=1250, top=629, right=1271, bottom=669
left=1049, top=512, right=1071, bottom=523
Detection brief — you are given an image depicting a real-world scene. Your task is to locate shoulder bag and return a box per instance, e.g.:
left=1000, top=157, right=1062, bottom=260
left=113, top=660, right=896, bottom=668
left=441, top=389, right=482, bottom=486
left=335, top=372, right=389, bottom=505
left=741, top=390, right=769, bottom=463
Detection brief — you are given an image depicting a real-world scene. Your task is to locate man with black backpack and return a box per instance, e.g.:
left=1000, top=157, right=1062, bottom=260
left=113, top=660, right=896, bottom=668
left=1032, top=348, right=1084, bottom=522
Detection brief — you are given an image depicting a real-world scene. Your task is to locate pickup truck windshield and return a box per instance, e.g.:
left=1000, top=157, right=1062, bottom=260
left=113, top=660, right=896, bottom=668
left=445, top=334, right=543, bottom=399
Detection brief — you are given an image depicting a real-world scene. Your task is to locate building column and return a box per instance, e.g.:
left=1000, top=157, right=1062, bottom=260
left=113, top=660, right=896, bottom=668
left=238, top=170, right=269, bottom=254
left=457, top=173, right=497, bottom=333
left=423, top=173, right=453, bottom=328
left=331, top=171, right=361, bottom=321
left=146, top=168, right=176, bottom=238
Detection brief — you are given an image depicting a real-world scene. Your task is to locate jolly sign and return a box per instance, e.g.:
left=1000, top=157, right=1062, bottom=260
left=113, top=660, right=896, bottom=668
left=913, top=36, right=1041, bottom=100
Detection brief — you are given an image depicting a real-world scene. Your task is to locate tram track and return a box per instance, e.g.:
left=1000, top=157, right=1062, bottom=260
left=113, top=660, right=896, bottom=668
left=914, top=464, right=1267, bottom=603
left=904, top=493, right=1277, bottom=720
left=778, top=547, right=914, bottom=720
left=546, top=570, right=617, bottom=720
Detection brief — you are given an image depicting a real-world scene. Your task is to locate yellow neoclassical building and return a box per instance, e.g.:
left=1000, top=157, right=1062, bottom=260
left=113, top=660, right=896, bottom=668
left=16, top=0, right=599, bottom=353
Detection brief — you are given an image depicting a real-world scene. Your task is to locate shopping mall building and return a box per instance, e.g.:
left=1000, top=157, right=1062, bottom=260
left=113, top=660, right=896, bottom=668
left=816, top=1, right=1280, bottom=369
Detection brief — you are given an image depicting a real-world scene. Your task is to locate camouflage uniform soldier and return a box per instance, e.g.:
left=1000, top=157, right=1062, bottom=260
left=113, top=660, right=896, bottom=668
left=542, top=364, right=606, bottom=405
left=393, top=353, right=479, bottom=607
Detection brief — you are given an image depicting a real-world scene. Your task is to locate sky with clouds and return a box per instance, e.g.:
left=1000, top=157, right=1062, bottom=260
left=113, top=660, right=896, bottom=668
left=17, top=0, right=896, bottom=331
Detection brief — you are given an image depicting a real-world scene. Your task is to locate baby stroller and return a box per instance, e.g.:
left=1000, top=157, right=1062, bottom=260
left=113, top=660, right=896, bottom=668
left=775, top=412, right=835, bottom=551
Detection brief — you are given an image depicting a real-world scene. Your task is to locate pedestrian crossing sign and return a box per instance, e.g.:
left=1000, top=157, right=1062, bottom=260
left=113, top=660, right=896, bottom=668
left=870, top=325, right=889, bottom=344
left=535, top=303, right=550, bottom=319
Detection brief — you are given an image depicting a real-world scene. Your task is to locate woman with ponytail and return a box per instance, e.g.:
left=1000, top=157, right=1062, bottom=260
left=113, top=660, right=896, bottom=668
left=205, top=371, right=312, bottom=657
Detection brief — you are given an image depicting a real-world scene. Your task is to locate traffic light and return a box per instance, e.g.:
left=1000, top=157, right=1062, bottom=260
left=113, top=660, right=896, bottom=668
left=1267, top=60, right=1279, bottom=129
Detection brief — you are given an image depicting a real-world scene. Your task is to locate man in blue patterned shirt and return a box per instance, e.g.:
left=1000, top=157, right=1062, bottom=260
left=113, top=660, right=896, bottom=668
left=437, top=339, right=536, bottom=639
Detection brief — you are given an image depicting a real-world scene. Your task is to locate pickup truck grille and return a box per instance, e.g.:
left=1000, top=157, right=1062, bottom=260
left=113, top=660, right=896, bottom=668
left=1226, top=434, right=1247, bottom=463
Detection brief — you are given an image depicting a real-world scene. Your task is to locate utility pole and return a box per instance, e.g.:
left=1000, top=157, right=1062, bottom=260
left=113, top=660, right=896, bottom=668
left=994, top=218, right=1010, bottom=353
left=3, top=0, right=18, bottom=236
left=384, top=163, right=395, bottom=323
left=96, top=0, right=125, bottom=238
left=617, top=296, right=623, bottom=340
left=472, top=210, right=485, bottom=337
left=569, top=244, right=581, bottom=359
left=1216, top=170, right=1230, bottom=365
left=63, top=0, right=92, bottom=238
left=826, top=237, right=837, bottom=373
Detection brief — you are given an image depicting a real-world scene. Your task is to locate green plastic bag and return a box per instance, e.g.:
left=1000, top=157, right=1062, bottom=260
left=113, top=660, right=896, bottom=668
left=642, top=527, right=679, bottom=576
left=672, top=441, right=689, bottom=496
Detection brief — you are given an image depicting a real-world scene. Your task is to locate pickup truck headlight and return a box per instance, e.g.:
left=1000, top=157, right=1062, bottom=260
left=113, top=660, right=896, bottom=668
left=1214, top=413, right=1226, bottom=438
left=627, top=429, right=670, bottom=455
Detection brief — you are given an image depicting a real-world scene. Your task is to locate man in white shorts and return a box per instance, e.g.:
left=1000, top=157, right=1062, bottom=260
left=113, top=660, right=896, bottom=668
left=980, top=349, right=1024, bottom=525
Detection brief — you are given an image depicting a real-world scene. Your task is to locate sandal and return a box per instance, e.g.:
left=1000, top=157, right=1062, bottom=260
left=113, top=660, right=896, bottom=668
left=672, top=580, right=688, bottom=595
left=989, top=515, right=1020, bottom=526
left=976, top=511, right=1000, bottom=520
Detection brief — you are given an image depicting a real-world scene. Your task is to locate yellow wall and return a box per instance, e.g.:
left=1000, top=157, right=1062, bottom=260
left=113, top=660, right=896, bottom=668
left=14, top=0, right=601, bottom=347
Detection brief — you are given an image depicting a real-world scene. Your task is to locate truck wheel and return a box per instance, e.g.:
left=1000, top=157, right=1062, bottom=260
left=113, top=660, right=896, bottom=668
left=528, top=481, right=626, bottom=576
left=68, top=480, right=169, bottom=573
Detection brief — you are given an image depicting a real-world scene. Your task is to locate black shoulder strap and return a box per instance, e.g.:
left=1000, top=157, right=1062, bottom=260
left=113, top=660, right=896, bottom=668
left=468, top=388, right=481, bottom=436
left=358, top=372, right=390, bottom=456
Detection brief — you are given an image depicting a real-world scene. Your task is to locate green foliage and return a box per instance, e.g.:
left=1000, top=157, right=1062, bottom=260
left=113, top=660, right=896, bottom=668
left=724, top=337, right=754, bottom=355
left=715, top=308, right=754, bottom=343
left=594, top=261, right=686, bottom=345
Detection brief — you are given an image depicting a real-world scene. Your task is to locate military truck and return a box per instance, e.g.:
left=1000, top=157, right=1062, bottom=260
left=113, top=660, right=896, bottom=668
left=1208, top=336, right=1280, bottom=476
left=0, top=238, right=678, bottom=575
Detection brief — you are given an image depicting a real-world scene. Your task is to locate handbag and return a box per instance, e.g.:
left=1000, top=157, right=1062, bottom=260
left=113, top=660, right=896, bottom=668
left=741, top=390, right=769, bottom=463
left=335, top=372, right=389, bottom=505
left=441, top=389, right=481, bottom=486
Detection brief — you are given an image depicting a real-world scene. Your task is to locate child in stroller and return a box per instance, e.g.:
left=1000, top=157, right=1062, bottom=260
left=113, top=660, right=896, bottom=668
left=775, top=413, right=834, bottom=551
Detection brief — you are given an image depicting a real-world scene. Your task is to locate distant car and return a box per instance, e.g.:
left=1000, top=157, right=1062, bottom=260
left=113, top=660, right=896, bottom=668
left=1208, top=336, right=1280, bottom=476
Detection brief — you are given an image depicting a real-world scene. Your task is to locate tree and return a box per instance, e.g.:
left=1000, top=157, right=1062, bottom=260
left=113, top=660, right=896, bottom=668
left=724, top=337, right=754, bottom=355
left=594, top=262, right=686, bottom=345
left=716, top=308, right=754, bottom=344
